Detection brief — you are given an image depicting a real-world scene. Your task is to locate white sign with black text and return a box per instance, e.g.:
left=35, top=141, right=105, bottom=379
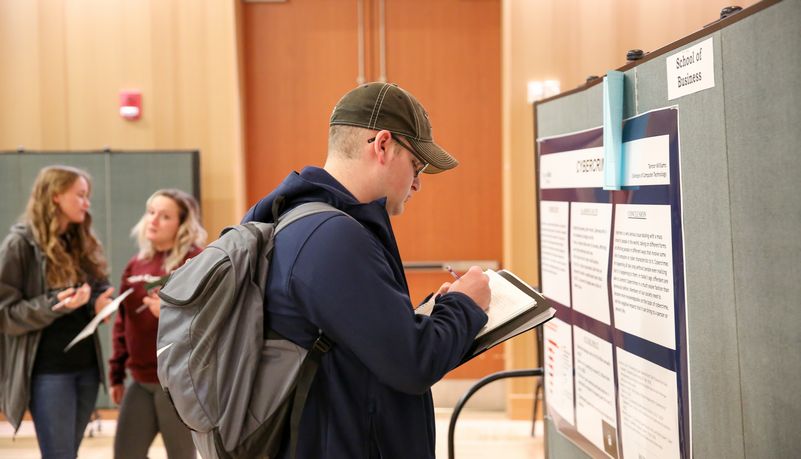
left=666, top=37, right=715, bottom=100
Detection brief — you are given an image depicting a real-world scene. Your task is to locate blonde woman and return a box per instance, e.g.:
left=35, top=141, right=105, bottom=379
left=0, top=165, right=114, bottom=459
left=109, top=189, right=206, bottom=459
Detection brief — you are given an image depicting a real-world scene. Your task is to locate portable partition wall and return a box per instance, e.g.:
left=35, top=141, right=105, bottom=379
left=533, top=1, right=800, bottom=457
left=0, top=150, right=199, bottom=408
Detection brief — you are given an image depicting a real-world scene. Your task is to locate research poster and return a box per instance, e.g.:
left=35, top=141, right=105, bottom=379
left=544, top=317, right=576, bottom=426
left=539, top=108, right=689, bottom=459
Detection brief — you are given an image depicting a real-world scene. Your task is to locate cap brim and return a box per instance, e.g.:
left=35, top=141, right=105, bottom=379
left=406, top=138, right=458, bottom=174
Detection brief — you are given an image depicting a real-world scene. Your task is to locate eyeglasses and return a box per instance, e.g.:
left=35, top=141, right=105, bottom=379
left=368, top=135, right=429, bottom=178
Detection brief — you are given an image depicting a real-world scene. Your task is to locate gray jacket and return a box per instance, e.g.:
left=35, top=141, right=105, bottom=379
left=0, top=224, right=106, bottom=432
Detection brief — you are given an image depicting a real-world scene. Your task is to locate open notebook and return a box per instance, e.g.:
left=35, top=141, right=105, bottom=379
left=416, top=269, right=555, bottom=359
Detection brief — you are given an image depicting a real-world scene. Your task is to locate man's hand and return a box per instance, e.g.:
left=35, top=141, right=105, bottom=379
left=111, top=384, right=125, bottom=405
left=447, top=266, right=491, bottom=311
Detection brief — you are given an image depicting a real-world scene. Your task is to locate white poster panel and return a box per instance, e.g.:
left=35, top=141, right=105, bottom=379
left=622, top=135, right=671, bottom=187
left=539, top=136, right=670, bottom=189
left=540, top=200, right=571, bottom=307
left=544, top=317, right=575, bottom=426
left=570, top=202, right=613, bottom=324
left=617, top=347, right=680, bottom=459
left=574, top=327, right=619, bottom=458
left=611, top=204, right=676, bottom=349
left=540, top=147, right=604, bottom=189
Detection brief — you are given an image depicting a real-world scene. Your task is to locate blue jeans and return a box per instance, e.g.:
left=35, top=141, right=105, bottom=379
left=29, top=368, right=100, bottom=459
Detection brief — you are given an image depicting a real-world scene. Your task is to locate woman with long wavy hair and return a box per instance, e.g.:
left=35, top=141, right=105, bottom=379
left=0, top=165, right=114, bottom=458
left=109, top=188, right=206, bottom=459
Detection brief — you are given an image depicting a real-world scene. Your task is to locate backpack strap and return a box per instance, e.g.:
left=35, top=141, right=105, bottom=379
left=246, top=201, right=347, bottom=294
left=241, top=224, right=266, bottom=277
left=271, top=195, right=286, bottom=222
left=271, top=200, right=347, bottom=459
left=275, top=201, right=345, bottom=234
left=289, top=332, right=332, bottom=459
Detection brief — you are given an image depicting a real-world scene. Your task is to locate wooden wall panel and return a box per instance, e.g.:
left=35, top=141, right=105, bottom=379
left=150, top=0, right=179, bottom=148
left=0, top=1, right=45, bottom=146
left=243, top=1, right=360, bottom=208
left=38, top=0, right=69, bottom=148
left=384, top=0, right=502, bottom=264
left=0, top=0, right=245, bottom=238
left=63, top=0, right=145, bottom=149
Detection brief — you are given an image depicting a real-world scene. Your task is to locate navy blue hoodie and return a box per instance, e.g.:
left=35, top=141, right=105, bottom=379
left=242, top=167, right=488, bottom=459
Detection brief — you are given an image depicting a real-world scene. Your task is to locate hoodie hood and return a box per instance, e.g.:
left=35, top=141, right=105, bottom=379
left=9, top=223, right=36, bottom=246
left=242, top=167, right=397, bottom=251
left=242, top=167, right=377, bottom=223
left=242, top=166, right=406, bottom=290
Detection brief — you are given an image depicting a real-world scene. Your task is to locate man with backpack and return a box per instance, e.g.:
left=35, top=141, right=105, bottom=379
left=242, top=82, right=492, bottom=458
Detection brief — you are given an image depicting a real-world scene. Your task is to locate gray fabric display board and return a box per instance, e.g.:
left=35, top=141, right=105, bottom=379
left=533, top=0, right=801, bottom=457
left=0, top=150, right=199, bottom=408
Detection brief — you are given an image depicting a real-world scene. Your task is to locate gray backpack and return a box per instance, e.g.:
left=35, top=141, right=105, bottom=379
left=156, top=201, right=343, bottom=459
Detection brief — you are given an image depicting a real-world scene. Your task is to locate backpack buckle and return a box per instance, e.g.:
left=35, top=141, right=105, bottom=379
left=312, top=335, right=332, bottom=353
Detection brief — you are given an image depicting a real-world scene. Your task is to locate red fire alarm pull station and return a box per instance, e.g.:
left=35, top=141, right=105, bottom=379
left=119, top=90, right=142, bottom=120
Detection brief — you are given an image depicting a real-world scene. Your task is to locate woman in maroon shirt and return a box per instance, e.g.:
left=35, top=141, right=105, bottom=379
left=109, top=189, right=206, bottom=459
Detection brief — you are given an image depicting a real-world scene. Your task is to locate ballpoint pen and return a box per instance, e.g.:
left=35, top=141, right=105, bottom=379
left=444, top=265, right=461, bottom=280
left=51, top=296, right=72, bottom=311
left=51, top=283, right=84, bottom=310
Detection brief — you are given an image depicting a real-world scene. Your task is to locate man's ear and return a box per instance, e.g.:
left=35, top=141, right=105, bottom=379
left=372, top=130, right=393, bottom=165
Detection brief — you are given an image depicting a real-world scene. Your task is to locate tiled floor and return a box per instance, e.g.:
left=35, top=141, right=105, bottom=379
left=438, top=409, right=545, bottom=459
left=0, top=408, right=545, bottom=458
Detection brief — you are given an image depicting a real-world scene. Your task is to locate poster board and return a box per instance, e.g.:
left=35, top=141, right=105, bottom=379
left=534, top=1, right=801, bottom=457
left=539, top=108, right=688, bottom=458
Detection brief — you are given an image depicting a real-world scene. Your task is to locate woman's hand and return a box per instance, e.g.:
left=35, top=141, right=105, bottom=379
left=143, top=291, right=161, bottom=318
left=111, top=384, right=125, bottom=405
left=95, top=286, right=115, bottom=316
left=54, top=283, right=91, bottom=310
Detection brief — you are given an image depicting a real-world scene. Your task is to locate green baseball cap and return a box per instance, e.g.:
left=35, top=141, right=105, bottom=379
left=329, top=82, right=458, bottom=174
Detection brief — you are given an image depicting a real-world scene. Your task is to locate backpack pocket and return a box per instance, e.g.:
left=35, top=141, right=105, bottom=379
left=159, top=247, right=230, bottom=306
left=217, top=339, right=309, bottom=458
left=246, top=339, right=307, bottom=425
left=158, top=247, right=235, bottom=432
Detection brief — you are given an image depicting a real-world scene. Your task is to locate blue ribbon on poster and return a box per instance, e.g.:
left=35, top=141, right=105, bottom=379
left=603, top=70, right=624, bottom=190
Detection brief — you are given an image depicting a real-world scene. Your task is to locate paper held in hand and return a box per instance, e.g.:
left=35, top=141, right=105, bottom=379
left=416, top=269, right=555, bottom=357
left=63, top=288, right=134, bottom=352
